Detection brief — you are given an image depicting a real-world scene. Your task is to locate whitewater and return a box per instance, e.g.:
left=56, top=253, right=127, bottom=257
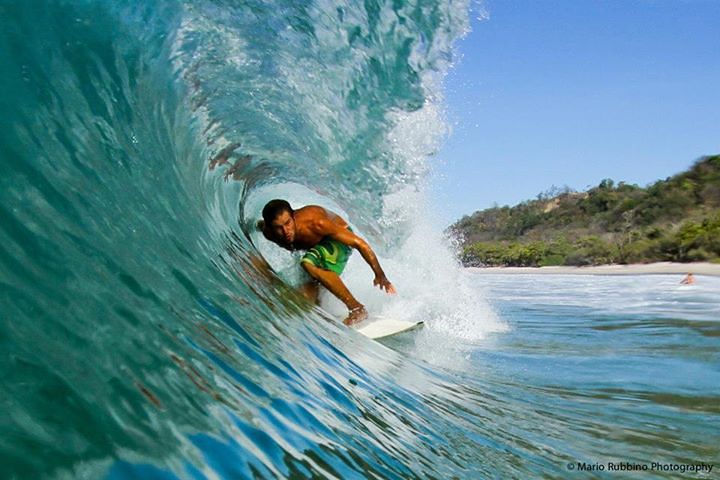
left=1, top=1, right=718, bottom=478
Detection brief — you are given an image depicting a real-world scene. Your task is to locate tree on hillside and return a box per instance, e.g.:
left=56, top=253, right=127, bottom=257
left=449, top=155, right=720, bottom=266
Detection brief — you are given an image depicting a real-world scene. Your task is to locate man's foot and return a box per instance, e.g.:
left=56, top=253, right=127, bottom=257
left=343, top=306, right=368, bottom=326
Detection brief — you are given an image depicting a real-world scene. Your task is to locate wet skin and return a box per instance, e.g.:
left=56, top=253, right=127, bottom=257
left=261, top=205, right=396, bottom=325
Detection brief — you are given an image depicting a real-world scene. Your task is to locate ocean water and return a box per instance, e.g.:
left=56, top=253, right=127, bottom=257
left=1, top=1, right=719, bottom=479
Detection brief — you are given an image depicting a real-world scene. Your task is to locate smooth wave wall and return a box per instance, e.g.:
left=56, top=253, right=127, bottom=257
left=0, top=1, right=511, bottom=478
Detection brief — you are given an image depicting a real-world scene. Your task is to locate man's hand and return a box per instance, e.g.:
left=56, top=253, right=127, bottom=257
left=373, top=275, right=396, bottom=294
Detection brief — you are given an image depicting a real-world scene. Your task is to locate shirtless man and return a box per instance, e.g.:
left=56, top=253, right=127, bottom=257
left=257, top=199, right=396, bottom=325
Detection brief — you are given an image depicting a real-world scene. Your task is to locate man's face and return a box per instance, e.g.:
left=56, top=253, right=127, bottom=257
left=270, top=210, right=295, bottom=244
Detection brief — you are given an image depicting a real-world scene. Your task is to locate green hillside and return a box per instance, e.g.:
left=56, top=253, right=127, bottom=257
left=449, top=155, right=720, bottom=267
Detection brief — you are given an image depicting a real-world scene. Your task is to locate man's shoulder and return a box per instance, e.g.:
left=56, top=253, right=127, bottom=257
left=296, top=205, right=332, bottom=224
left=296, top=204, right=327, bottom=216
left=296, top=205, right=348, bottom=234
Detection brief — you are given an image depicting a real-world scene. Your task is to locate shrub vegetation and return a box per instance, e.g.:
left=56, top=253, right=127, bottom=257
left=450, top=155, right=720, bottom=267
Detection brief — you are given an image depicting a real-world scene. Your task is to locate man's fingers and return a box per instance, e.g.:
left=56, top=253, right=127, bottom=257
left=373, top=279, right=396, bottom=294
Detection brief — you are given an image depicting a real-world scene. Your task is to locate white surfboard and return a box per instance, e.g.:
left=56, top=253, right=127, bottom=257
left=354, top=317, right=424, bottom=340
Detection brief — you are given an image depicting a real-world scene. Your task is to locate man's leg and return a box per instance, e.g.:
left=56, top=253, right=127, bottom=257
left=302, top=262, right=367, bottom=325
left=299, top=281, right=320, bottom=304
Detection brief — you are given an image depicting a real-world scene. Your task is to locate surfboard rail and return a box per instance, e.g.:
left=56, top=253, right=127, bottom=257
left=354, top=318, right=424, bottom=340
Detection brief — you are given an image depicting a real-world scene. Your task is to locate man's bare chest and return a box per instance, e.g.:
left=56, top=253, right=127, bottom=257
left=292, top=230, right=325, bottom=250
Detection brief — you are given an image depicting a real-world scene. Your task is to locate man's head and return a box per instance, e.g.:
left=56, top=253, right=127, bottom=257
left=262, top=199, right=295, bottom=244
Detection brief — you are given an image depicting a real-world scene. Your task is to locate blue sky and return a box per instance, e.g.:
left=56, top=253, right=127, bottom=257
left=432, top=0, right=720, bottom=225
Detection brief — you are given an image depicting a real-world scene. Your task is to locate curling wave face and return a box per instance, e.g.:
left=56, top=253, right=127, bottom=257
left=3, top=2, right=719, bottom=478
left=0, top=1, right=505, bottom=478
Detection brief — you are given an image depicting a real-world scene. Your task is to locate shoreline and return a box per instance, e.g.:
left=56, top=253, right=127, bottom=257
left=467, top=262, right=720, bottom=277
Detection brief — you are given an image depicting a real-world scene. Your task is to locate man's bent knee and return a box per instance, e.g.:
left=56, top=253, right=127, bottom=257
left=300, top=281, right=320, bottom=303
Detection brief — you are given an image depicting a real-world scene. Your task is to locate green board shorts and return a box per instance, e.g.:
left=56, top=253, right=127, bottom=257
left=301, top=228, right=353, bottom=275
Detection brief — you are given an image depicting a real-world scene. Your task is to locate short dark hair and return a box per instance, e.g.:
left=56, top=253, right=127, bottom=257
left=262, top=199, right=293, bottom=224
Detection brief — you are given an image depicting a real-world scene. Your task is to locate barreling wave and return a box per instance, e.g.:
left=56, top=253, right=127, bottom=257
left=6, top=2, right=718, bottom=478
left=0, top=0, right=511, bottom=478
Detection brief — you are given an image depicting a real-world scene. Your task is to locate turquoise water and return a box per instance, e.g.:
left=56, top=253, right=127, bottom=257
left=2, top=0, right=719, bottom=478
left=385, top=274, right=720, bottom=478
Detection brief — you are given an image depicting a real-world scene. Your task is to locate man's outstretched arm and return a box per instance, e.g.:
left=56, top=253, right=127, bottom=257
left=324, top=222, right=396, bottom=294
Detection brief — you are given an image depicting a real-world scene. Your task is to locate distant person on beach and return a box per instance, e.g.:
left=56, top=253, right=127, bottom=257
left=680, top=273, right=696, bottom=285
left=257, top=199, right=396, bottom=325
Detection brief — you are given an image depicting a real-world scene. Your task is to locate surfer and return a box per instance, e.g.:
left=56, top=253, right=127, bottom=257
left=680, top=273, right=696, bottom=285
left=257, top=199, right=396, bottom=325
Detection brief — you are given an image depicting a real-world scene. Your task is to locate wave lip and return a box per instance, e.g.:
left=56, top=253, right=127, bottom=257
left=0, top=0, right=519, bottom=479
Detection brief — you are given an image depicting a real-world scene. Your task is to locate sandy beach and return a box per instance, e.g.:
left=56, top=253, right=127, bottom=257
left=468, top=262, right=720, bottom=276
